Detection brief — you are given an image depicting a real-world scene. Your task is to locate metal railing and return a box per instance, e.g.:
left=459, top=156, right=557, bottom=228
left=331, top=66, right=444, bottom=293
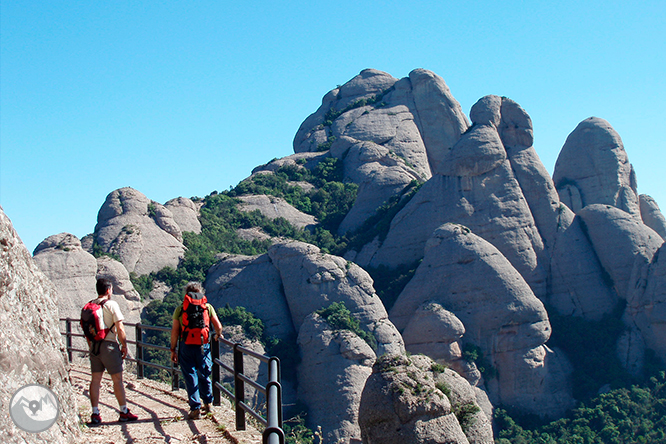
left=60, top=318, right=283, bottom=443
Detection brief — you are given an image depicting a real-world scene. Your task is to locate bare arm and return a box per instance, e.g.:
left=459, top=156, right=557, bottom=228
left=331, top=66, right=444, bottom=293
left=170, top=317, right=181, bottom=363
left=115, top=320, right=128, bottom=358
left=210, top=312, right=223, bottom=340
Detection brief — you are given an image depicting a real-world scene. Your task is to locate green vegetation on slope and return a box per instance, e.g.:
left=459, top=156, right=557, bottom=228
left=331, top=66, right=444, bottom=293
left=316, top=301, right=377, bottom=350
left=495, top=371, right=666, bottom=444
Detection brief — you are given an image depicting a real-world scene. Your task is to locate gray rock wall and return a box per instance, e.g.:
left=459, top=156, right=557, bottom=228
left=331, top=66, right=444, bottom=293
left=391, top=224, right=573, bottom=418
left=0, top=207, right=80, bottom=443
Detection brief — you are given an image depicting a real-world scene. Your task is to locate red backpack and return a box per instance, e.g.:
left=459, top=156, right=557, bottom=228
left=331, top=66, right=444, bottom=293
left=181, top=292, right=210, bottom=345
left=80, top=299, right=115, bottom=354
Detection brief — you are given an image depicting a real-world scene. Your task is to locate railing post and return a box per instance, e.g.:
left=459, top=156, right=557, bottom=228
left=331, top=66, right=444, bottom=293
left=263, top=357, right=284, bottom=444
left=234, top=344, right=246, bottom=431
left=136, top=324, right=144, bottom=379
left=212, top=337, right=220, bottom=406
left=65, top=319, right=73, bottom=362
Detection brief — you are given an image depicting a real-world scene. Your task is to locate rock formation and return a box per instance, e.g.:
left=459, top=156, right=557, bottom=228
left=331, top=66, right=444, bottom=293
left=267, top=240, right=404, bottom=357
left=93, top=187, right=185, bottom=276
left=553, top=117, right=639, bottom=217
left=366, top=95, right=549, bottom=300
left=205, top=253, right=295, bottom=339
left=29, top=67, right=666, bottom=442
left=293, top=68, right=470, bottom=234
left=237, top=194, right=317, bottom=230
left=165, top=197, right=202, bottom=234
left=0, top=206, right=80, bottom=443
left=33, top=233, right=98, bottom=320
left=298, top=314, right=375, bottom=443
left=359, top=354, right=493, bottom=444
left=33, top=233, right=142, bottom=327
left=391, top=223, right=574, bottom=418
left=639, top=194, right=666, bottom=240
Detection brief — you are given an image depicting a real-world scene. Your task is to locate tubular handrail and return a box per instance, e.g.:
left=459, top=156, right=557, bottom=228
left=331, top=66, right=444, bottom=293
left=60, top=317, right=283, bottom=443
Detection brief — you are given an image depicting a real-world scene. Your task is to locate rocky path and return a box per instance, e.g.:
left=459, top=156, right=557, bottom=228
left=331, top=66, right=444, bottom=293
left=69, top=363, right=262, bottom=444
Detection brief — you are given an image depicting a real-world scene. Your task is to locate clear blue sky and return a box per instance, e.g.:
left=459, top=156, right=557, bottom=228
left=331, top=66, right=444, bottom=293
left=2, top=1, right=665, bottom=253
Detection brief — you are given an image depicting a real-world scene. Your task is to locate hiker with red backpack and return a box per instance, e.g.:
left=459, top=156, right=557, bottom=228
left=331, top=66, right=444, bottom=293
left=81, top=278, right=138, bottom=424
left=169, top=281, right=223, bottom=420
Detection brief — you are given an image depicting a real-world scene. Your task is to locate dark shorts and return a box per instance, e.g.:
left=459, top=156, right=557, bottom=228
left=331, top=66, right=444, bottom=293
left=89, top=341, right=123, bottom=375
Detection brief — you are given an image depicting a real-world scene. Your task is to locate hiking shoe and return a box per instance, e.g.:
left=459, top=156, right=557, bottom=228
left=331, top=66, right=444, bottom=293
left=119, top=409, right=138, bottom=422
left=90, top=413, right=102, bottom=425
left=187, top=408, right=201, bottom=420
left=202, top=403, right=214, bottom=415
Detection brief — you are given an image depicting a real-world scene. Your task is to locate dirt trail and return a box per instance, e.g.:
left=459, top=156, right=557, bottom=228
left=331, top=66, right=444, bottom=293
left=69, top=362, right=262, bottom=444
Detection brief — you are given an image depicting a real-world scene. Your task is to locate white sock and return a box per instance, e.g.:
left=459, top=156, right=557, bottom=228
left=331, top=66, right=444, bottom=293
left=120, top=405, right=128, bottom=413
left=92, top=407, right=100, bottom=415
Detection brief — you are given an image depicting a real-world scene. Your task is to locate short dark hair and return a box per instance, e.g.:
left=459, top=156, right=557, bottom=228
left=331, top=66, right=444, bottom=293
left=96, top=278, right=113, bottom=296
left=185, top=281, right=204, bottom=294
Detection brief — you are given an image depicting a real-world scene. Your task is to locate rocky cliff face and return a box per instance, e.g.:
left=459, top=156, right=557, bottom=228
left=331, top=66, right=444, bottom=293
left=0, top=206, right=80, bottom=443
left=94, top=187, right=186, bottom=276
left=31, top=67, right=666, bottom=443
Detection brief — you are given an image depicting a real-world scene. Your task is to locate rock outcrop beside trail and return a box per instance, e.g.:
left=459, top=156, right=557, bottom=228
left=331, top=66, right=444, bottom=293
left=205, top=253, right=295, bottom=339
left=359, top=354, right=493, bottom=444
left=0, top=207, right=80, bottom=443
left=298, top=314, right=375, bottom=444
left=94, top=187, right=185, bottom=276
left=205, top=241, right=405, bottom=441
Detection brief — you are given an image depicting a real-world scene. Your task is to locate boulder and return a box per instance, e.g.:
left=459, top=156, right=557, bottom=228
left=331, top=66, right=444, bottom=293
left=0, top=207, right=80, bottom=443
left=164, top=197, right=202, bottom=234
left=298, top=314, right=375, bottom=444
left=267, top=240, right=404, bottom=356
left=94, top=187, right=185, bottom=276
left=33, top=233, right=98, bottom=320
left=438, top=124, right=506, bottom=177
left=578, top=204, right=663, bottom=300
left=553, top=117, right=639, bottom=217
left=402, top=303, right=465, bottom=368
left=359, top=354, right=493, bottom=444
left=639, top=194, right=666, bottom=240
left=204, top=253, right=295, bottom=339
left=390, top=224, right=573, bottom=418
left=237, top=194, right=317, bottom=230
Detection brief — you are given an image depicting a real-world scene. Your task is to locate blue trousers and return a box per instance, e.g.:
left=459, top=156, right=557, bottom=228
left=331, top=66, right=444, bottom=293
left=178, top=342, right=213, bottom=410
